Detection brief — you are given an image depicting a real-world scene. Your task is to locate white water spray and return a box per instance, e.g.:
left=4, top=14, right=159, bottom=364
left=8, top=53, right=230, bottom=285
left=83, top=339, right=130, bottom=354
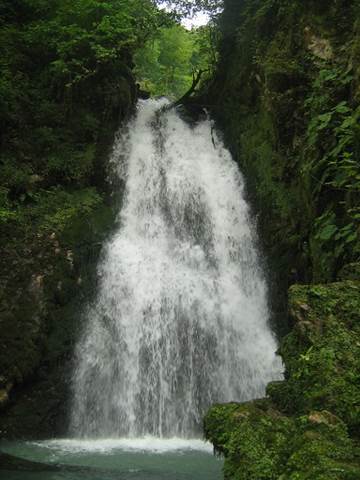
left=70, top=99, right=282, bottom=438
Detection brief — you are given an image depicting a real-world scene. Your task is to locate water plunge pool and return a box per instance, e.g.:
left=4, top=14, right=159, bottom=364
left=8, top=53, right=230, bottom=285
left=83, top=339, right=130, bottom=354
left=0, top=437, right=223, bottom=480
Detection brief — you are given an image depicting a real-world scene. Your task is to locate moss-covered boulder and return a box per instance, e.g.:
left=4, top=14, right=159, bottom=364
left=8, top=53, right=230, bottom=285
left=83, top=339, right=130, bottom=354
left=205, top=402, right=360, bottom=479
left=205, top=400, right=295, bottom=479
left=268, top=281, right=360, bottom=434
left=204, top=281, right=360, bottom=479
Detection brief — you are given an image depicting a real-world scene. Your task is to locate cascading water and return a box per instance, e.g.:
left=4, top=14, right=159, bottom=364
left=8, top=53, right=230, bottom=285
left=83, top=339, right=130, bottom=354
left=70, top=99, right=283, bottom=439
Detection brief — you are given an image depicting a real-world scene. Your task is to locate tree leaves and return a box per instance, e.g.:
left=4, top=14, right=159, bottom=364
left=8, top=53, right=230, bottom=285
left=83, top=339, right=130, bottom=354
left=317, top=224, right=338, bottom=241
left=158, top=0, right=222, bottom=16
left=134, top=23, right=214, bottom=98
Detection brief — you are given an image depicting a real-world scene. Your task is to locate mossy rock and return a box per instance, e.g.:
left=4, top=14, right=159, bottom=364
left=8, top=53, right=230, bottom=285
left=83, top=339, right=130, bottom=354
left=268, top=281, right=360, bottom=434
left=204, top=402, right=360, bottom=479
left=205, top=400, right=294, bottom=479
left=204, top=281, right=360, bottom=479
left=282, top=412, right=360, bottom=480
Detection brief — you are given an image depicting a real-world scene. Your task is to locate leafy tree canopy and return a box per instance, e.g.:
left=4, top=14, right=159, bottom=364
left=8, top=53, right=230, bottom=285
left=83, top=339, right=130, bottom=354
left=159, top=0, right=222, bottom=16
left=0, top=0, right=175, bottom=218
left=135, top=23, right=217, bottom=97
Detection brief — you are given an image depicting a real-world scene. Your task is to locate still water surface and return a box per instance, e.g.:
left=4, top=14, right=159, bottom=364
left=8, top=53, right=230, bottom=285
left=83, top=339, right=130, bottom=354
left=0, top=437, right=223, bottom=480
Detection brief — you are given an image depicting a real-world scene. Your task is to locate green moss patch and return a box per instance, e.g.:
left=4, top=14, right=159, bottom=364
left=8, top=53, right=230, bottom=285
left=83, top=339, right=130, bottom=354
left=270, top=282, right=360, bottom=434
left=205, top=402, right=360, bottom=480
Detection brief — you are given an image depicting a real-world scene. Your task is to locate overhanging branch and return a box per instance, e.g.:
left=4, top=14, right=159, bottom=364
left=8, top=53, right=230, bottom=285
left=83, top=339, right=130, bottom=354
left=160, top=69, right=208, bottom=113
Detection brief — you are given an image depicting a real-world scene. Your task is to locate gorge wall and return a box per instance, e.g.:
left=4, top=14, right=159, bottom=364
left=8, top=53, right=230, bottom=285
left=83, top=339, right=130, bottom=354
left=200, top=0, right=360, bottom=477
left=0, top=2, right=137, bottom=437
left=202, top=0, right=360, bottom=287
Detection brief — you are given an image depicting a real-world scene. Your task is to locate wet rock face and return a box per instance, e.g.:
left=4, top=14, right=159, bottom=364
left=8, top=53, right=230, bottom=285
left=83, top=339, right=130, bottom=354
left=0, top=204, right=119, bottom=438
left=0, top=233, right=75, bottom=437
left=0, top=235, right=50, bottom=393
left=0, top=383, right=12, bottom=410
left=304, top=27, right=333, bottom=60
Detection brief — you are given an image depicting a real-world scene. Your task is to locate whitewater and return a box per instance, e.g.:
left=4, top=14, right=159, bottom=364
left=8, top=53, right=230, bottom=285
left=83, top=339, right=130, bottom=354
left=70, top=99, right=283, bottom=439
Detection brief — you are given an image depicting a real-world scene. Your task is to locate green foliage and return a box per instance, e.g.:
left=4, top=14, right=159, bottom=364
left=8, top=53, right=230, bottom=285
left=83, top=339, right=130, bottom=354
left=33, top=0, right=164, bottom=86
left=160, top=0, right=222, bottom=17
left=204, top=0, right=360, bottom=283
left=0, top=0, right=146, bottom=425
left=45, top=144, right=96, bottom=183
left=0, top=0, right=166, bottom=197
left=134, top=24, right=216, bottom=98
left=32, top=187, right=103, bottom=233
left=302, top=64, right=360, bottom=280
left=0, top=186, right=15, bottom=223
left=135, top=25, right=192, bottom=98
left=0, top=0, right=166, bottom=256
left=1, top=184, right=103, bottom=235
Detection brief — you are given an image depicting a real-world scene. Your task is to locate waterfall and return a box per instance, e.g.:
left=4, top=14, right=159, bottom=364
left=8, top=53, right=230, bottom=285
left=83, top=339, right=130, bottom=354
left=70, top=99, right=282, bottom=438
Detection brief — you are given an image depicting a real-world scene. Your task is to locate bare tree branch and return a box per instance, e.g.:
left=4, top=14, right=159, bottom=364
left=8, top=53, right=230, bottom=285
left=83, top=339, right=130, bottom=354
left=159, top=69, right=208, bottom=113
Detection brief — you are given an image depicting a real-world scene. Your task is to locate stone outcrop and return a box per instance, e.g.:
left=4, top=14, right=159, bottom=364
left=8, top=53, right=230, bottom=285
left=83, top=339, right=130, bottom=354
left=205, top=281, right=360, bottom=479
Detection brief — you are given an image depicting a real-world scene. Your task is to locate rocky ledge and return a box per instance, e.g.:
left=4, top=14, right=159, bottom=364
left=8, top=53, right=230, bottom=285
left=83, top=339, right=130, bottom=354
left=204, top=280, right=360, bottom=479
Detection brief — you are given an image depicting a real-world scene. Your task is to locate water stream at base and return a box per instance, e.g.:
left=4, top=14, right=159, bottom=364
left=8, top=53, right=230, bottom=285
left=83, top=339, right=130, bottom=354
left=70, top=98, right=283, bottom=439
